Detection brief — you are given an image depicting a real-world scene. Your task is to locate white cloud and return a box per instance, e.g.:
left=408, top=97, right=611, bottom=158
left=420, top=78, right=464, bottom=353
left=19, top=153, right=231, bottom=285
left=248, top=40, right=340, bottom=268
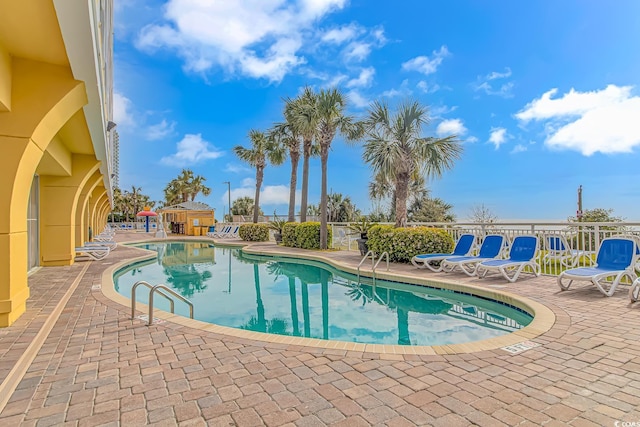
left=436, top=119, right=467, bottom=136
left=511, top=144, right=527, bottom=154
left=224, top=163, right=252, bottom=174
left=347, top=90, right=369, bottom=108
left=417, top=81, right=440, bottom=94
left=346, top=67, right=375, bottom=88
left=161, top=134, right=224, bottom=167
left=113, top=92, right=134, bottom=127
left=321, top=23, right=361, bottom=44
left=136, top=0, right=347, bottom=82
left=401, top=46, right=450, bottom=75
left=473, top=67, right=514, bottom=97
left=226, top=181, right=300, bottom=206
left=343, top=41, right=372, bottom=62
left=430, top=105, right=457, bottom=118
left=381, top=80, right=411, bottom=98
left=466, top=136, right=479, bottom=143
left=488, top=128, right=508, bottom=150
left=326, top=74, right=348, bottom=87
left=516, top=85, right=640, bottom=155
left=146, top=119, right=176, bottom=140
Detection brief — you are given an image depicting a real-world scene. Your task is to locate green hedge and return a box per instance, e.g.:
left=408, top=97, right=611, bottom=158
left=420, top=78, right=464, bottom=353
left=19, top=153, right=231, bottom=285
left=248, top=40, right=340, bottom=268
left=238, top=224, right=269, bottom=241
left=281, top=221, right=332, bottom=250
left=282, top=222, right=299, bottom=247
left=367, top=225, right=454, bottom=263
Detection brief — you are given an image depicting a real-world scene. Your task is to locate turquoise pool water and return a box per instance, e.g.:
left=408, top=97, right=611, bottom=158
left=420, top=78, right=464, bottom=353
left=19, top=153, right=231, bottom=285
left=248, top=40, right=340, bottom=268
left=115, top=241, right=533, bottom=346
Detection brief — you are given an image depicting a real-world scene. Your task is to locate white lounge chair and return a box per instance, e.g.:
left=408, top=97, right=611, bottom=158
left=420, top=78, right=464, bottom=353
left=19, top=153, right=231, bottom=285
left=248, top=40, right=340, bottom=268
left=558, top=237, right=638, bottom=297
left=86, top=240, right=117, bottom=251
left=212, top=225, right=232, bottom=238
left=476, top=235, right=540, bottom=282
left=75, top=245, right=110, bottom=261
left=441, top=235, right=506, bottom=276
left=411, top=234, right=476, bottom=272
left=542, top=234, right=591, bottom=267
left=221, top=226, right=240, bottom=238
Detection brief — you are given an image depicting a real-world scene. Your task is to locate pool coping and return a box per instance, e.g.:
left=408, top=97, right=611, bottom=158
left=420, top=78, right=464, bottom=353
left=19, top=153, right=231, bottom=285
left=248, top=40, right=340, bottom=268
left=101, top=238, right=557, bottom=356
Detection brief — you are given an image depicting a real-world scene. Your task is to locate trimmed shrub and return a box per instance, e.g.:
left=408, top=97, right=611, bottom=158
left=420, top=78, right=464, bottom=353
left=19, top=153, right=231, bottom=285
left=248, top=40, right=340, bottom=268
left=281, top=221, right=332, bottom=250
left=282, top=222, right=299, bottom=247
left=367, top=225, right=454, bottom=263
left=238, top=224, right=269, bottom=242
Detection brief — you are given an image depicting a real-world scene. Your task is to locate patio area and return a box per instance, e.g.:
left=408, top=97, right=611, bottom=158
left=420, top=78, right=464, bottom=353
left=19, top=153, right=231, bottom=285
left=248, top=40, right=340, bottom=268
left=1, top=231, right=640, bottom=426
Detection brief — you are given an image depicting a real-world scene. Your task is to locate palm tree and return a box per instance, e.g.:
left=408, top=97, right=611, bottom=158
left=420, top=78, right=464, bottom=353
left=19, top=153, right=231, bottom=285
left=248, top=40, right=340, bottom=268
left=188, top=174, right=211, bottom=201
left=289, top=87, right=320, bottom=222
left=363, top=100, right=462, bottom=227
left=315, top=88, right=363, bottom=249
left=269, top=118, right=300, bottom=222
left=233, top=130, right=285, bottom=223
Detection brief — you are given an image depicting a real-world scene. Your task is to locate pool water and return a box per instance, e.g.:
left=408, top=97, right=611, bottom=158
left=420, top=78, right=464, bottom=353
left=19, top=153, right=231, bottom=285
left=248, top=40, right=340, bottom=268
left=115, top=242, right=533, bottom=346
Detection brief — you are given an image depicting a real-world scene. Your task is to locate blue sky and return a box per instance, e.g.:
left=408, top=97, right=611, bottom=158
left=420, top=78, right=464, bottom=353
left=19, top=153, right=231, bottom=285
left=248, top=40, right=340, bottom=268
left=113, top=0, right=640, bottom=221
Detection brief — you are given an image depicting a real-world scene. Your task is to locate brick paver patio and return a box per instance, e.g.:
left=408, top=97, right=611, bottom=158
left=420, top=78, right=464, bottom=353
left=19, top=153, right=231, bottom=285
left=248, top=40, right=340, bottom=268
left=1, top=231, right=639, bottom=426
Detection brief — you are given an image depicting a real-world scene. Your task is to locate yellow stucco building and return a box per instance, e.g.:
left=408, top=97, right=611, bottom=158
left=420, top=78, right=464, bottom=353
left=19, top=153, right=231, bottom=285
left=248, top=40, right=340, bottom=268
left=0, top=1, right=115, bottom=326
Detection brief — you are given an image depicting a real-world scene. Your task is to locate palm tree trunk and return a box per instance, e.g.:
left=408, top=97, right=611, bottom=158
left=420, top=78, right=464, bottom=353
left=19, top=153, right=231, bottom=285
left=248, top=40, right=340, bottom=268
left=300, top=140, right=311, bottom=222
left=253, top=264, right=265, bottom=332
left=254, top=166, right=264, bottom=223
left=320, top=144, right=329, bottom=249
left=288, top=150, right=299, bottom=222
left=395, top=173, right=410, bottom=227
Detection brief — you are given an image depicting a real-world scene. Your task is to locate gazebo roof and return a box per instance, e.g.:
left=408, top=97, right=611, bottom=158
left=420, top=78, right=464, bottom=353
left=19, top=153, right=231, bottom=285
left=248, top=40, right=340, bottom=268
left=161, top=201, right=214, bottom=211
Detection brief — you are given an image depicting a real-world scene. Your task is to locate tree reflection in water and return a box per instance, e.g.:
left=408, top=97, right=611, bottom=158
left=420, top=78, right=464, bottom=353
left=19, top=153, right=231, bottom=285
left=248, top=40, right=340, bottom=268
left=163, top=265, right=212, bottom=298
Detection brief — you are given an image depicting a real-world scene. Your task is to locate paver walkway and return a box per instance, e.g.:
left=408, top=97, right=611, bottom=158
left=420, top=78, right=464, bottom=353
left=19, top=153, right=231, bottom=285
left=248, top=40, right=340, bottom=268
left=1, top=232, right=640, bottom=426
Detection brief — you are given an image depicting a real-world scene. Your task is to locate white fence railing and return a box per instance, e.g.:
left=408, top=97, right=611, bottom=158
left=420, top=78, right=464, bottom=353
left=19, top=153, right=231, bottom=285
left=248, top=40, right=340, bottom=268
left=330, top=221, right=640, bottom=275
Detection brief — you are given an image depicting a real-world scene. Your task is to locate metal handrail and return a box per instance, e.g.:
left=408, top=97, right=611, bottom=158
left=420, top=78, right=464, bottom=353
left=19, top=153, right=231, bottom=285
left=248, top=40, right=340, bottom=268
left=372, top=251, right=389, bottom=285
left=131, top=280, right=175, bottom=319
left=131, top=280, right=194, bottom=325
left=148, top=284, right=194, bottom=325
left=357, top=250, right=375, bottom=281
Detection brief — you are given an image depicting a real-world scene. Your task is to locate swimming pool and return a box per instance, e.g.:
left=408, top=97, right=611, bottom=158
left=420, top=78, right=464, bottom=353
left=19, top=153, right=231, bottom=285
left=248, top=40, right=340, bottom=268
left=115, top=241, right=533, bottom=346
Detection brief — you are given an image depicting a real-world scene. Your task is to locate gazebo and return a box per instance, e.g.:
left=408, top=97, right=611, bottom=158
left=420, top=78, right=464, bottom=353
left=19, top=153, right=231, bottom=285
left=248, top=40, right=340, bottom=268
left=158, top=201, right=215, bottom=236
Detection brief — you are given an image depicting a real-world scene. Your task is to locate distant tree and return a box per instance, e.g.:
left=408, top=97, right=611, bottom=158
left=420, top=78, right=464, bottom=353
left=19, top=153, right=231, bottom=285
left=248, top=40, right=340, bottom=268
left=568, top=208, right=626, bottom=249
left=305, top=204, right=321, bottom=218
left=326, top=193, right=361, bottom=222
left=568, top=208, right=624, bottom=223
left=163, top=169, right=211, bottom=206
left=408, top=197, right=455, bottom=222
left=231, top=196, right=264, bottom=217
left=468, top=204, right=498, bottom=224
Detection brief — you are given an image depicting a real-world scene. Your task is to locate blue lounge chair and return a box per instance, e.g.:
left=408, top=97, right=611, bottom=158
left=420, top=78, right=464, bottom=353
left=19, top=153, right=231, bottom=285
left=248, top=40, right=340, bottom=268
left=476, top=235, right=540, bottom=282
left=558, top=237, right=638, bottom=297
left=542, top=234, right=592, bottom=267
left=441, top=234, right=506, bottom=276
left=411, top=234, right=476, bottom=272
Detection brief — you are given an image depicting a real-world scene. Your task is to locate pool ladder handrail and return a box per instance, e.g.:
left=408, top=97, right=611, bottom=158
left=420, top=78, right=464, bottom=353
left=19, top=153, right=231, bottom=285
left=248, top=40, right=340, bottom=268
left=373, top=252, right=390, bottom=283
left=131, top=280, right=194, bottom=325
left=357, top=251, right=390, bottom=284
left=357, top=250, right=376, bottom=281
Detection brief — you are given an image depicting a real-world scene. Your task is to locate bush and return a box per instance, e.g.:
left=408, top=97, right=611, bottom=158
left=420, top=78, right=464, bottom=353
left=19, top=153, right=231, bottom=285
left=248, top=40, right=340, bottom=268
left=367, top=225, right=454, bottom=263
left=282, top=222, right=299, bottom=247
left=238, top=224, right=269, bottom=242
left=281, top=221, right=332, bottom=250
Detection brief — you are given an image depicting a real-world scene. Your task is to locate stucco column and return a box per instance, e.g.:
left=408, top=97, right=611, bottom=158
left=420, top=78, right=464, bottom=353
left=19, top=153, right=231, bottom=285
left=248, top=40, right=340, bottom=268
left=88, top=189, right=107, bottom=239
left=0, top=59, right=87, bottom=326
left=76, top=173, right=103, bottom=246
left=40, top=155, right=100, bottom=266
